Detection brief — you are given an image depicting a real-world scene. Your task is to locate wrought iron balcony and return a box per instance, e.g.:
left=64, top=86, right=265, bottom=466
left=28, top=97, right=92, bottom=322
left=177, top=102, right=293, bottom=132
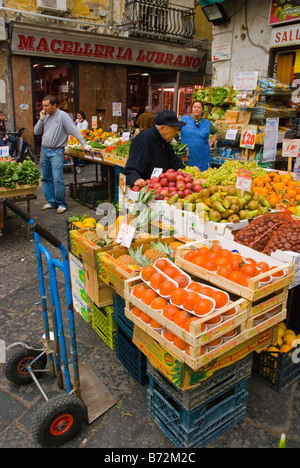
left=122, top=0, right=195, bottom=42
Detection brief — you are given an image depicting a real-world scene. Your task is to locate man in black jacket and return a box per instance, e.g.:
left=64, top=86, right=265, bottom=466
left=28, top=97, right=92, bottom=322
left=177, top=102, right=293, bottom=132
left=124, top=110, right=186, bottom=188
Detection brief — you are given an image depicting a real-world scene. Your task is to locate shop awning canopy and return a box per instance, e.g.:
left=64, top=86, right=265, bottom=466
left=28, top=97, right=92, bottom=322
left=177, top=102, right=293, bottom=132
left=200, top=0, right=226, bottom=5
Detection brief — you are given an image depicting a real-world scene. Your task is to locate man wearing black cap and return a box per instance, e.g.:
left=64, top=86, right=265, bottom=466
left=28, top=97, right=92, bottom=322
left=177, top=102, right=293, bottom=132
left=124, top=110, right=186, bottom=188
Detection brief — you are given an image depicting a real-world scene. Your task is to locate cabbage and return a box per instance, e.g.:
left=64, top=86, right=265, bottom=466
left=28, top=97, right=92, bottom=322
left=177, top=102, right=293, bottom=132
left=208, top=106, right=226, bottom=120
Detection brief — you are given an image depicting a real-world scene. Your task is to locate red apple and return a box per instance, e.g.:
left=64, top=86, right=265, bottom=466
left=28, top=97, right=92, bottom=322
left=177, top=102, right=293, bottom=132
left=131, top=186, right=140, bottom=192
left=160, top=188, right=170, bottom=197
left=151, top=176, right=158, bottom=183
left=184, top=176, right=193, bottom=184
left=178, top=190, right=185, bottom=198
left=163, top=197, right=169, bottom=201
left=185, top=182, right=194, bottom=191
left=193, top=184, right=202, bottom=192
left=160, top=178, right=169, bottom=187
left=166, top=172, right=176, bottom=182
left=158, top=173, right=166, bottom=181
left=176, top=174, right=185, bottom=182
left=155, top=194, right=163, bottom=200
left=183, top=189, right=192, bottom=197
left=193, top=179, right=203, bottom=186
left=176, top=181, right=185, bottom=191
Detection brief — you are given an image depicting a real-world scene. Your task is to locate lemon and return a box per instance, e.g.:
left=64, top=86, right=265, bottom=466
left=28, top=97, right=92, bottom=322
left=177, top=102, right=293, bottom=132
left=283, top=330, right=296, bottom=345
left=72, top=221, right=84, bottom=228
left=280, top=344, right=292, bottom=353
left=278, top=327, right=285, bottom=338
left=267, top=346, right=280, bottom=357
left=275, top=337, right=283, bottom=347
left=83, top=217, right=96, bottom=228
left=278, top=322, right=287, bottom=331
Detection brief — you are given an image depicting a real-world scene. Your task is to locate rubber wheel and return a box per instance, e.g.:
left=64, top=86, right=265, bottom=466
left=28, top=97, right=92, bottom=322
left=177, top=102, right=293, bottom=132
left=3, top=343, right=47, bottom=385
left=32, top=394, right=87, bottom=447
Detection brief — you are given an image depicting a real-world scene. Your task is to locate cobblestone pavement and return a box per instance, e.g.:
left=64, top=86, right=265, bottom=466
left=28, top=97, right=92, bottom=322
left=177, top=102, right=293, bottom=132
left=0, top=163, right=300, bottom=449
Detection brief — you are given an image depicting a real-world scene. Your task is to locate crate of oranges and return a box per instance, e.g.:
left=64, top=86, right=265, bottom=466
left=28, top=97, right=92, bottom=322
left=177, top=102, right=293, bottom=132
left=123, top=260, right=251, bottom=370
left=175, top=237, right=294, bottom=302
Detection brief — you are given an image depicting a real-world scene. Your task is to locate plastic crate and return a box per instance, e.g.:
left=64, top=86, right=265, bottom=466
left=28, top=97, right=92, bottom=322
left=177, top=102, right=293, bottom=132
left=116, top=325, right=148, bottom=385
left=91, top=303, right=116, bottom=350
left=252, top=345, right=300, bottom=392
left=147, top=373, right=249, bottom=448
left=147, top=353, right=253, bottom=411
left=113, top=293, right=134, bottom=339
left=69, top=183, right=108, bottom=206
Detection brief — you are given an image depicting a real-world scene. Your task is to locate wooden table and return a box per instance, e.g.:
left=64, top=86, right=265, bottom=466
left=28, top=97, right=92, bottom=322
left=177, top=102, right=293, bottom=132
left=65, top=148, right=115, bottom=206
left=0, top=184, right=38, bottom=237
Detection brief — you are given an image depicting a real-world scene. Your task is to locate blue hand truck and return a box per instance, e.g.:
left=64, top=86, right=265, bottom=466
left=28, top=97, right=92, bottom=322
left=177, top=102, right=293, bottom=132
left=2, top=199, right=87, bottom=447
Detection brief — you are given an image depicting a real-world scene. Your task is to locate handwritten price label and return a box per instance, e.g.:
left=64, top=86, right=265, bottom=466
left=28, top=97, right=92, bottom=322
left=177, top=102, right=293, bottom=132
left=116, top=223, right=136, bottom=248
left=240, top=125, right=257, bottom=149
left=282, top=139, right=300, bottom=158
left=236, top=169, right=252, bottom=192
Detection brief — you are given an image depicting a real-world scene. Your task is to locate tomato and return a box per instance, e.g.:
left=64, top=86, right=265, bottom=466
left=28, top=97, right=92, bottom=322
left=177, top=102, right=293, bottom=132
left=230, top=255, right=244, bottom=271
left=217, top=266, right=232, bottom=279
left=229, top=271, right=247, bottom=286
left=257, top=262, right=269, bottom=272
left=241, top=263, right=257, bottom=277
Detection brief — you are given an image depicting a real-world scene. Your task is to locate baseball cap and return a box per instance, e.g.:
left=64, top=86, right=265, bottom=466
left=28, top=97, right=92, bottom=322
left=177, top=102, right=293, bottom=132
left=155, top=110, right=186, bottom=127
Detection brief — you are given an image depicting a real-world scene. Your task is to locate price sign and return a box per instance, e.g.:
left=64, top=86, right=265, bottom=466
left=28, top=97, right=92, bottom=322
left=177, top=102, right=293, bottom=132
left=116, top=223, right=136, bottom=248
left=225, top=129, right=238, bottom=141
left=282, top=139, right=300, bottom=158
left=92, top=116, right=97, bottom=129
left=236, top=169, right=252, bottom=192
left=240, top=125, right=257, bottom=149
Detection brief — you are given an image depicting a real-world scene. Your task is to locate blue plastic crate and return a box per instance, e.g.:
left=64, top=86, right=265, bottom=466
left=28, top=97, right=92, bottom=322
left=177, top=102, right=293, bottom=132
left=113, top=293, right=133, bottom=339
left=147, top=374, right=249, bottom=448
left=147, top=353, right=253, bottom=411
left=116, top=325, right=148, bottom=385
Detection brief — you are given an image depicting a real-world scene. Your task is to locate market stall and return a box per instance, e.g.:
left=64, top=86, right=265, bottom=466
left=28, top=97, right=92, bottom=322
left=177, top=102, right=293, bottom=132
left=66, top=158, right=300, bottom=448
left=0, top=157, right=40, bottom=237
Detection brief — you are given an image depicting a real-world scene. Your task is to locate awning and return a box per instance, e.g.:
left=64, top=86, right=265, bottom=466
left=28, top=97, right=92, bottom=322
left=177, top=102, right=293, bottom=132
left=200, top=0, right=226, bottom=6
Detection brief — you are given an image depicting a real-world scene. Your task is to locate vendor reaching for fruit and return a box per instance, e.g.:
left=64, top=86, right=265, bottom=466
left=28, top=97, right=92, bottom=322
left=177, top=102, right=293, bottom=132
left=124, top=110, right=186, bottom=188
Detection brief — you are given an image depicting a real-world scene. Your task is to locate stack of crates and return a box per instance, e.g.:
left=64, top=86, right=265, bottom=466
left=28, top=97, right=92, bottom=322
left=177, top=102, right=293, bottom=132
left=147, top=354, right=254, bottom=448
left=113, top=293, right=148, bottom=385
left=69, top=182, right=108, bottom=207
left=91, top=303, right=117, bottom=350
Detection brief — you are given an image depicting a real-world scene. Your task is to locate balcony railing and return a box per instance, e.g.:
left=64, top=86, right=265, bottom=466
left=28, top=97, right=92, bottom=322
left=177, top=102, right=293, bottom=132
left=122, top=0, right=195, bottom=41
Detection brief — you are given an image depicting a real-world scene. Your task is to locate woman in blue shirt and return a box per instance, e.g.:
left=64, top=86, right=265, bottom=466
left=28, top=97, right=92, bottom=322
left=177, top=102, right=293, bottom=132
left=180, top=100, right=218, bottom=172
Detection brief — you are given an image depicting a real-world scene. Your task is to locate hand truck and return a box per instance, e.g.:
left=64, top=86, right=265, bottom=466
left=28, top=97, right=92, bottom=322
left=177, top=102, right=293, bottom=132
left=1, top=199, right=87, bottom=448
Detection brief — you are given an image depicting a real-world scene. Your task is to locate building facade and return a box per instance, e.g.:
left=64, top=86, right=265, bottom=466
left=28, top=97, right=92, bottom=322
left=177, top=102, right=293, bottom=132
left=0, top=0, right=212, bottom=150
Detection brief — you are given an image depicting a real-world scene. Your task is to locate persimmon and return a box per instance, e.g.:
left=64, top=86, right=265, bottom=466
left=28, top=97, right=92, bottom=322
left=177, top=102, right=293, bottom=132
left=194, top=298, right=213, bottom=316
left=155, top=259, right=169, bottom=271
left=159, top=280, right=176, bottom=296
left=184, top=316, right=204, bottom=332
left=140, top=312, right=151, bottom=323
left=132, top=283, right=148, bottom=299
left=212, top=291, right=229, bottom=309
left=151, top=297, right=168, bottom=310
left=217, top=266, right=232, bottom=279
left=150, top=272, right=165, bottom=290
left=187, top=282, right=203, bottom=293
left=141, top=265, right=156, bottom=282
left=132, top=306, right=142, bottom=317
left=140, top=289, right=158, bottom=305
left=163, top=329, right=174, bottom=341
left=173, top=274, right=189, bottom=288
left=183, top=251, right=197, bottom=262
left=163, top=304, right=180, bottom=320
left=170, top=288, right=186, bottom=306
left=173, top=310, right=191, bottom=327
left=182, top=291, right=199, bottom=311
left=173, top=336, right=187, bottom=350
left=163, top=266, right=178, bottom=278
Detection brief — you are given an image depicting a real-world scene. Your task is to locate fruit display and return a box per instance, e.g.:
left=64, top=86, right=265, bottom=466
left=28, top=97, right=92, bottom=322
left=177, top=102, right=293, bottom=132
left=143, top=168, right=203, bottom=200
left=199, top=160, right=267, bottom=186
left=181, top=243, right=286, bottom=288
left=117, top=240, right=178, bottom=268
left=234, top=212, right=300, bottom=254
left=266, top=322, right=300, bottom=354
left=167, top=185, right=270, bottom=222
left=252, top=171, right=300, bottom=215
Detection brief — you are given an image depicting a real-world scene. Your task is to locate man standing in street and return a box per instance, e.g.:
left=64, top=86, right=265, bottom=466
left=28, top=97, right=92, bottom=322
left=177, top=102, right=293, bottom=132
left=34, top=95, right=91, bottom=214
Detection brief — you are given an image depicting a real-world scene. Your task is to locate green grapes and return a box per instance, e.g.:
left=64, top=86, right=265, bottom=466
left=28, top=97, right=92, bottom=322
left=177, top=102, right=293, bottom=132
left=200, top=161, right=267, bottom=186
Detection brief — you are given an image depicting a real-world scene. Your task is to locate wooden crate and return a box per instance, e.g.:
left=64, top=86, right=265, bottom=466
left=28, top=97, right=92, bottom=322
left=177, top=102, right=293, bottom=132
left=0, top=183, right=39, bottom=199
left=175, top=237, right=294, bottom=302
left=115, top=154, right=129, bottom=167
left=247, top=288, right=288, bottom=318
left=83, top=261, right=114, bottom=308
left=124, top=277, right=249, bottom=348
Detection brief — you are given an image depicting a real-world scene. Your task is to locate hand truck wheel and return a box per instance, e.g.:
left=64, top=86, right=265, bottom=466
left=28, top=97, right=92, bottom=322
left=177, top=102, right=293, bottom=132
left=3, top=343, right=47, bottom=385
left=32, top=394, right=87, bottom=447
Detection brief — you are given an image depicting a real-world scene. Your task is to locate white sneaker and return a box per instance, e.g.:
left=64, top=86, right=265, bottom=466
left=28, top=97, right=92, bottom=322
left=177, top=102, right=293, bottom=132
left=41, top=203, right=55, bottom=211
left=57, top=206, right=67, bottom=214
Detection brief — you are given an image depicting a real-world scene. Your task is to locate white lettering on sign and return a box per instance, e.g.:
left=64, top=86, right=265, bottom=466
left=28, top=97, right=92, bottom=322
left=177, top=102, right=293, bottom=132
left=12, top=31, right=203, bottom=71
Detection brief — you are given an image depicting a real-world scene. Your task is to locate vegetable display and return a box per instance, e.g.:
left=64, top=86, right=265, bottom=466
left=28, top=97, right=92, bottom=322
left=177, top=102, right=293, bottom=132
left=0, top=157, right=40, bottom=189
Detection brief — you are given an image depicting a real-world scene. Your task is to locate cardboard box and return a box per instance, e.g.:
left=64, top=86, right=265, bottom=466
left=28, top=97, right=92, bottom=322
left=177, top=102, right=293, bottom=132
left=132, top=325, right=276, bottom=390
left=72, top=290, right=92, bottom=322
left=83, top=261, right=114, bottom=308
left=69, top=253, right=85, bottom=286
left=271, top=249, right=300, bottom=289
left=69, top=229, right=115, bottom=268
left=97, top=237, right=175, bottom=292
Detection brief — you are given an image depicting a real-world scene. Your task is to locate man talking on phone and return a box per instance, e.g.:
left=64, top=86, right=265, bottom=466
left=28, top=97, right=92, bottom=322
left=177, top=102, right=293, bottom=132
left=34, top=95, right=91, bottom=214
